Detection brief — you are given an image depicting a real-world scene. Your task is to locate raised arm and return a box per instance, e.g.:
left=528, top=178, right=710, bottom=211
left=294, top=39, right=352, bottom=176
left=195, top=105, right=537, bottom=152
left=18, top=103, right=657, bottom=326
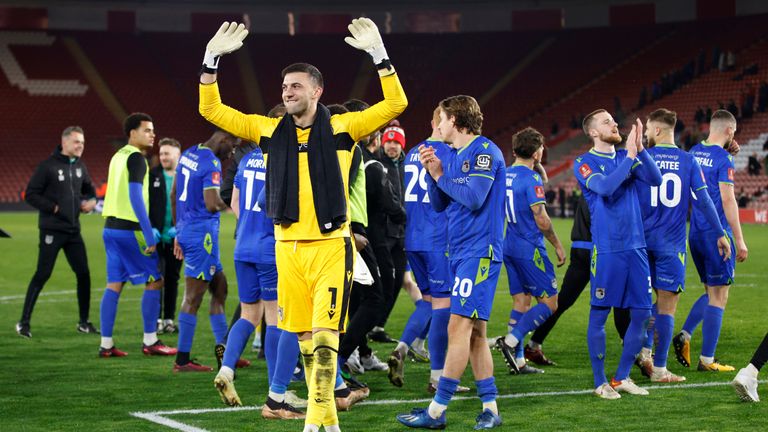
left=198, top=22, right=276, bottom=144
left=584, top=157, right=635, bottom=197
left=632, top=149, right=663, bottom=186
left=341, top=18, right=407, bottom=142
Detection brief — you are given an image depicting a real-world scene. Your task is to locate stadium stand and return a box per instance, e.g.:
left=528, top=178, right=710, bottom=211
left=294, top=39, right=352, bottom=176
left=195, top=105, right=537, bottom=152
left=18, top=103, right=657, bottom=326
left=2, top=13, right=768, bottom=204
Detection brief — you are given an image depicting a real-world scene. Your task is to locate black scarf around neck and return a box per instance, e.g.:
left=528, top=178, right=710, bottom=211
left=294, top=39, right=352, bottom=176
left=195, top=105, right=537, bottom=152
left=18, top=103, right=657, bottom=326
left=265, top=104, right=347, bottom=233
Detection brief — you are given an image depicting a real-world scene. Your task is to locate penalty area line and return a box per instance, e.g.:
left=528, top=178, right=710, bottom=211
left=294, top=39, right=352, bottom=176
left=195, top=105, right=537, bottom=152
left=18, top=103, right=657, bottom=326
left=130, top=379, right=765, bottom=431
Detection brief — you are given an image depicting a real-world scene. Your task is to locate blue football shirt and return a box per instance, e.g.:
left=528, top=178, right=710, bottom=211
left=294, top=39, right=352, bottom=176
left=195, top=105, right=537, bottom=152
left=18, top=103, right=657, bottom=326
left=233, top=148, right=275, bottom=264
left=573, top=148, right=646, bottom=253
left=404, top=139, right=449, bottom=253
left=175, top=144, right=221, bottom=229
left=689, top=141, right=735, bottom=234
left=637, top=143, right=707, bottom=253
left=503, top=164, right=547, bottom=259
left=435, top=136, right=506, bottom=261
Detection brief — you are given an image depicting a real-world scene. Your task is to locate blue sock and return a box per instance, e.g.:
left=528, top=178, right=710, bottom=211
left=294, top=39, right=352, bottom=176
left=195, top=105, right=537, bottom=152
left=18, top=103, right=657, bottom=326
left=419, top=316, right=431, bottom=339
left=508, top=309, right=524, bottom=334
left=99, top=289, right=120, bottom=338
left=177, top=312, right=197, bottom=353
left=223, top=319, right=255, bottom=370
left=209, top=313, right=228, bottom=344
left=654, top=314, right=674, bottom=368
left=643, top=304, right=658, bottom=350
left=682, top=293, right=709, bottom=335
left=335, top=368, right=344, bottom=388
left=434, top=376, right=460, bottom=406
left=400, top=300, right=432, bottom=346
left=615, top=308, right=652, bottom=381
left=587, top=306, right=610, bottom=387
left=429, top=307, right=451, bottom=371
left=511, top=303, right=553, bottom=343
left=701, top=305, right=724, bottom=358
left=270, top=331, right=300, bottom=394
left=475, top=377, right=498, bottom=403
left=265, top=325, right=281, bottom=385
left=141, top=290, right=161, bottom=334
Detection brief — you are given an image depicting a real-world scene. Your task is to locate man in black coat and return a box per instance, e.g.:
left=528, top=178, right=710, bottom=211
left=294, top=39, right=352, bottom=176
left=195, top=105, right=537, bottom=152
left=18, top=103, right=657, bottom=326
left=371, top=124, right=408, bottom=340
left=361, top=129, right=406, bottom=349
left=17, top=126, right=98, bottom=338
left=149, top=137, right=183, bottom=333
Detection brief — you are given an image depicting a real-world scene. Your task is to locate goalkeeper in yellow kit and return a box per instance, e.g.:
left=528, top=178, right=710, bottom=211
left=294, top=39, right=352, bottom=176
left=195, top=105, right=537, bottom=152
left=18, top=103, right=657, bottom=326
left=198, top=19, right=407, bottom=431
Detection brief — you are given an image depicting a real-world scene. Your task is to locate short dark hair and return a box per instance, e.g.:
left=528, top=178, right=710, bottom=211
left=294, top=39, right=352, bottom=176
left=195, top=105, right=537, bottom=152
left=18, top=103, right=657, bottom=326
left=647, top=108, right=677, bottom=128
left=343, top=99, right=369, bottom=113
left=327, top=104, right=349, bottom=116
left=582, top=109, right=607, bottom=136
left=62, top=126, right=83, bottom=137
left=281, top=62, right=323, bottom=88
left=512, top=127, right=544, bottom=159
left=123, top=112, right=153, bottom=138
left=158, top=137, right=180, bottom=149
left=439, top=95, right=482, bottom=135
left=267, top=103, right=286, bottom=118
left=710, top=109, right=737, bottom=128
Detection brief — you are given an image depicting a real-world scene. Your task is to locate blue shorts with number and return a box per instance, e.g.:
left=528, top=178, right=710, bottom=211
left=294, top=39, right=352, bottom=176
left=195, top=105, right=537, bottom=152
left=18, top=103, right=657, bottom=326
left=689, top=230, right=735, bottom=286
left=407, top=251, right=451, bottom=298
left=590, top=248, right=652, bottom=309
left=449, top=257, right=501, bottom=321
left=103, top=228, right=161, bottom=285
left=235, top=260, right=277, bottom=303
left=178, top=219, right=222, bottom=281
left=504, top=247, right=558, bottom=298
left=648, top=249, right=687, bottom=293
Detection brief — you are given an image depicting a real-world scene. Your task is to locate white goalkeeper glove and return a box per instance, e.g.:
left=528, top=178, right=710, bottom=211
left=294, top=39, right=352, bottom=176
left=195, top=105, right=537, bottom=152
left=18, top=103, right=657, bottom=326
left=344, top=18, right=390, bottom=67
left=202, top=22, right=249, bottom=71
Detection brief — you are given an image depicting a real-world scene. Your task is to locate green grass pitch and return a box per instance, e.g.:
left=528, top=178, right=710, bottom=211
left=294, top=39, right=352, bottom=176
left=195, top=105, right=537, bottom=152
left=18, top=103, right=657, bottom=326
left=0, top=212, right=766, bottom=431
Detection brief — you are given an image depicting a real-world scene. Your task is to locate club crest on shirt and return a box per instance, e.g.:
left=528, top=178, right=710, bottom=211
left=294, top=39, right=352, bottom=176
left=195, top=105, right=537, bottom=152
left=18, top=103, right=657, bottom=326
left=474, top=154, right=492, bottom=171
left=45, top=234, right=54, bottom=245
left=58, top=169, right=65, bottom=181
left=75, top=168, right=82, bottom=178
left=462, top=160, right=470, bottom=173
left=579, top=163, right=592, bottom=179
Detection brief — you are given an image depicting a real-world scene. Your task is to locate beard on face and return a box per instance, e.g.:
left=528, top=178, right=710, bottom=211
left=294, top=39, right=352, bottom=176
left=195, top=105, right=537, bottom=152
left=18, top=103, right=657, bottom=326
left=600, top=131, right=623, bottom=145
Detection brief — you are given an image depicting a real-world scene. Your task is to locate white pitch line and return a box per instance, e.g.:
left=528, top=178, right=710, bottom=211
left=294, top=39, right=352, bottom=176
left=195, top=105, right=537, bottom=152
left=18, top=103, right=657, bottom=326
left=130, top=379, right=766, bottom=431
left=131, top=412, right=210, bottom=432
left=0, top=289, right=75, bottom=301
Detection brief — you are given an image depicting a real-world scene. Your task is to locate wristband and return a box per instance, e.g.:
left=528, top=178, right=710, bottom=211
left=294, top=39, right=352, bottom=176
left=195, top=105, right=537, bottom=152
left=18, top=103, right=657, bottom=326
left=202, top=51, right=220, bottom=70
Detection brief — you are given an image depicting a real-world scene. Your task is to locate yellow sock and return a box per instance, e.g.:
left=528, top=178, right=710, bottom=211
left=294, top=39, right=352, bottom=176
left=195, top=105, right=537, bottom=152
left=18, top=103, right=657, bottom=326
left=299, top=338, right=315, bottom=389
left=305, top=331, right=339, bottom=428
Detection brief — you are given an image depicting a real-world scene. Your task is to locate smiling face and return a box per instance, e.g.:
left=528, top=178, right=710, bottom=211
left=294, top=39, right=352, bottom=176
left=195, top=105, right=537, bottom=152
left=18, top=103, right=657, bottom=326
left=281, top=72, right=322, bottom=117
left=61, top=131, right=84, bottom=158
left=158, top=144, right=180, bottom=171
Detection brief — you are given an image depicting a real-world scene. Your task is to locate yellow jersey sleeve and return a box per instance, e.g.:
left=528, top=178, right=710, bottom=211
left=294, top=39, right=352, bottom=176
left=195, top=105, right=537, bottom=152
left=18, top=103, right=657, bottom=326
left=199, top=82, right=280, bottom=144
left=332, top=73, right=408, bottom=143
